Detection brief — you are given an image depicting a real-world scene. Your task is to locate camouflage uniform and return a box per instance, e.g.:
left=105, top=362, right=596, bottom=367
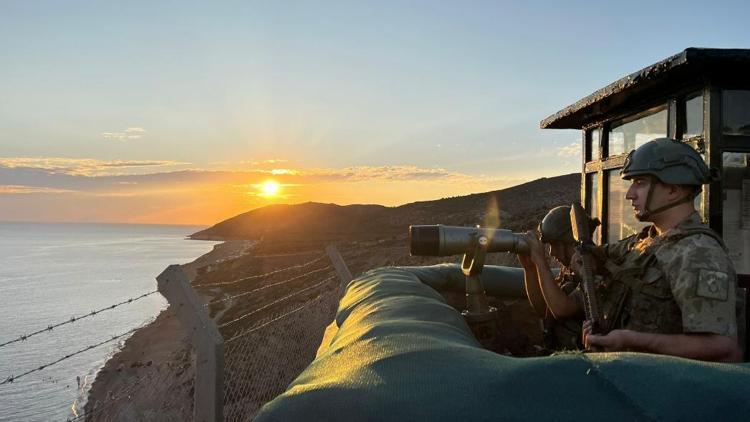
left=542, top=268, right=583, bottom=351
left=580, top=213, right=738, bottom=336
left=536, top=205, right=590, bottom=351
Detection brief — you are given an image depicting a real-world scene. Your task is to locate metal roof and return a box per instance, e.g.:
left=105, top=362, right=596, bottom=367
left=541, top=48, right=750, bottom=130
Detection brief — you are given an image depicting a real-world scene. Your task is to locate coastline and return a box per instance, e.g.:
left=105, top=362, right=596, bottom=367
left=82, top=234, right=541, bottom=420
left=83, top=240, right=254, bottom=420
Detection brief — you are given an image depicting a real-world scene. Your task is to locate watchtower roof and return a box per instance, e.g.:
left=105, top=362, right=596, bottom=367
left=541, top=48, right=750, bottom=129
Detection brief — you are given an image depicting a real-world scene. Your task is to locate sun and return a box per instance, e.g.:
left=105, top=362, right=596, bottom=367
left=259, top=180, right=281, bottom=197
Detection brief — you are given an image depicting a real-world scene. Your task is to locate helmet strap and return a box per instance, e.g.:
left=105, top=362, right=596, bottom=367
left=641, top=178, right=695, bottom=219
left=639, top=179, right=656, bottom=220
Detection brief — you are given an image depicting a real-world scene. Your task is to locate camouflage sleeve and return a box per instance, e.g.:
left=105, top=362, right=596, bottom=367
left=658, top=234, right=738, bottom=337
left=591, top=236, right=633, bottom=276
left=603, top=234, right=636, bottom=261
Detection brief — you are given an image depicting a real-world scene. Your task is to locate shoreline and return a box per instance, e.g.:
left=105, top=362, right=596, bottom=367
left=82, top=234, right=542, bottom=419
left=83, top=240, right=255, bottom=420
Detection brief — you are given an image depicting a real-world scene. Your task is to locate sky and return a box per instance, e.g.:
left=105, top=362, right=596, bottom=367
left=1, top=0, right=749, bottom=225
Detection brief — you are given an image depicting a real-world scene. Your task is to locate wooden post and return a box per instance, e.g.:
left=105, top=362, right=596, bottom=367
left=157, top=265, right=224, bottom=422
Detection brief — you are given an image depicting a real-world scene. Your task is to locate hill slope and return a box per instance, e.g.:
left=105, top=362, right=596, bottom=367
left=190, top=173, right=580, bottom=241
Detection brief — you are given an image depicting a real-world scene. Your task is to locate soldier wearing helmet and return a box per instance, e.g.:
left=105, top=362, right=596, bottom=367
left=620, top=137, right=713, bottom=221
left=546, top=138, right=740, bottom=362
left=517, top=206, right=595, bottom=351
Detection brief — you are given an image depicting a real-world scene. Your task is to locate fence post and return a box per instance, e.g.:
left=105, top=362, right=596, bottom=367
left=157, top=265, right=224, bottom=422
left=325, top=245, right=353, bottom=293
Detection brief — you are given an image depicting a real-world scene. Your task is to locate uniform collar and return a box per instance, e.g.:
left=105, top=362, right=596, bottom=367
left=633, top=212, right=702, bottom=250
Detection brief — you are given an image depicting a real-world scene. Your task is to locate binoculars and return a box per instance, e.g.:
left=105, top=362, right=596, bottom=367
left=409, top=225, right=530, bottom=257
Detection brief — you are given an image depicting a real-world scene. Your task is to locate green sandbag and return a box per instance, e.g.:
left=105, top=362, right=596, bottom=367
left=398, top=263, right=528, bottom=299
left=256, top=267, right=750, bottom=421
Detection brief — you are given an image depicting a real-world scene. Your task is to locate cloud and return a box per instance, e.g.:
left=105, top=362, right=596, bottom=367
left=238, top=159, right=290, bottom=168
left=295, top=165, right=503, bottom=185
left=102, top=127, right=146, bottom=141
left=0, top=156, right=526, bottom=188
left=0, top=157, right=189, bottom=176
left=269, top=169, right=299, bottom=175
left=254, top=159, right=287, bottom=165
left=0, top=185, right=75, bottom=194
left=241, top=164, right=523, bottom=187
left=0, top=157, right=531, bottom=211
left=201, top=159, right=497, bottom=184
left=556, top=142, right=581, bottom=157
left=0, top=159, right=538, bottom=224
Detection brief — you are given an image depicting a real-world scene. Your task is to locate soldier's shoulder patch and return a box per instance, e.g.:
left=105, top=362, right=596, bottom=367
left=696, top=268, right=730, bottom=301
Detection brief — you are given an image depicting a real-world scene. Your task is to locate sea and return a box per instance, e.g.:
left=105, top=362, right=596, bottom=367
left=0, top=222, right=221, bottom=422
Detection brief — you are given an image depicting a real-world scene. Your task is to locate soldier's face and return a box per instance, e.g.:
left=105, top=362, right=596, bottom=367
left=550, top=241, right=575, bottom=267
left=625, top=176, right=669, bottom=221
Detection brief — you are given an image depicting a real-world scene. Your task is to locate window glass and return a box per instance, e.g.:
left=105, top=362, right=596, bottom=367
left=685, top=93, right=703, bottom=139
left=589, top=128, right=600, bottom=161
left=606, top=171, right=649, bottom=243
left=723, top=152, right=750, bottom=274
left=723, top=90, right=750, bottom=136
left=586, top=172, right=600, bottom=243
left=608, top=107, right=668, bottom=156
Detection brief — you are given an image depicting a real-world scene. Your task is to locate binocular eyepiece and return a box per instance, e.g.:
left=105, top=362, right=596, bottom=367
left=409, top=225, right=529, bottom=256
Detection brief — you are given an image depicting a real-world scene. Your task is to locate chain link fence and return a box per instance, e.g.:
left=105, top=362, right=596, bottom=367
left=223, top=283, right=340, bottom=420
left=0, top=244, right=347, bottom=421
left=149, top=246, right=348, bottom=421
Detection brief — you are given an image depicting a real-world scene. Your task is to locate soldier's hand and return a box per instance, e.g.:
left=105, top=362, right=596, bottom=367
left=517, top=253, right=533, bottom=269
left=521, top=230, right=546, bottom=264
left=582, top=319, right=592, bottom=347
left=584, top=329, right=635, bottom=352
left=570, top=250, right=598, bottom=275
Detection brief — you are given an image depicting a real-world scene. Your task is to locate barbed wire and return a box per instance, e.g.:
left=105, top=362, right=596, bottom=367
left=2, top=247, right=338, bottom=416
left=225, top=288, right=333, bottom=344
left=193, top=254, right=326, bottom=288
left=250, top=250, right=322, bottom=258
left=0, top=290, right=159, bottom=350
left=204, top=265, right=332, bottom=308
left=1, top=318, right=156, bottom=386
left=218, top=275, right=335, bottom=330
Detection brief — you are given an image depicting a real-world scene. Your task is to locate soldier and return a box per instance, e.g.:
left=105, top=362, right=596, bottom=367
left=543, top=138, right=740, bottom=362
left=520, top=206, right=601, bottom=352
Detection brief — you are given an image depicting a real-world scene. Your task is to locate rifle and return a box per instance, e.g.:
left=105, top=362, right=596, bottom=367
left=570, top=202, right=605, bottom=338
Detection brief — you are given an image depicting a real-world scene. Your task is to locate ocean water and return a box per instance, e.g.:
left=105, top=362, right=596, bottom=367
left=0, top=222, right=220, bottom=422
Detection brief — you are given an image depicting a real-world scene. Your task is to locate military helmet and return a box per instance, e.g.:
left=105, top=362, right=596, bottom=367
left=620, top=137, right=712, bottom=185
left=539, top=206, right=575, bottom=244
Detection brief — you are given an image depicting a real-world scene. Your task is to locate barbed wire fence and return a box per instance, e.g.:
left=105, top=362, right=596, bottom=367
left=222, top=286, right=340, bottom=421
left=0, top=288, right=176, bottom=422
left=0, top=290, right=159, bottom=351
left=158, top=244, right=351, bottom=422
left=85, top=247, right=350, bottom=422
left=0, top=245, right=352, bottom=421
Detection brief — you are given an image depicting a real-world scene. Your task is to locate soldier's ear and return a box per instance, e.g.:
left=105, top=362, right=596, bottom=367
left=662, top=183, right=682, bottom=199
left=668, top=184, right=696, bottom=202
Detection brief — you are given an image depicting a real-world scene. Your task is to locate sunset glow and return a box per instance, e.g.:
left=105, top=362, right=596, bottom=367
left=259, top=180, right=281, bottom=198
left=1, top=2, right=737, bottom=226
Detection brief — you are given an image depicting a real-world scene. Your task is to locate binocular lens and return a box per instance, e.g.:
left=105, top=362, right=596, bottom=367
left=409, top=225, right=440, bottom=256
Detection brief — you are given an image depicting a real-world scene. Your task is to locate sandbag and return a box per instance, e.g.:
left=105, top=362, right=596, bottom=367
left=256, top=267, right=750, bottom=421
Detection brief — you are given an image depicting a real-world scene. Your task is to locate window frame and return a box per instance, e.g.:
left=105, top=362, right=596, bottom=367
left=581, top=90, right=708, bottom=246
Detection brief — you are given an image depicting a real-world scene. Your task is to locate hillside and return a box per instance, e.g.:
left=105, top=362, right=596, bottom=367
left=190, top=173, right=579, bottom=241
